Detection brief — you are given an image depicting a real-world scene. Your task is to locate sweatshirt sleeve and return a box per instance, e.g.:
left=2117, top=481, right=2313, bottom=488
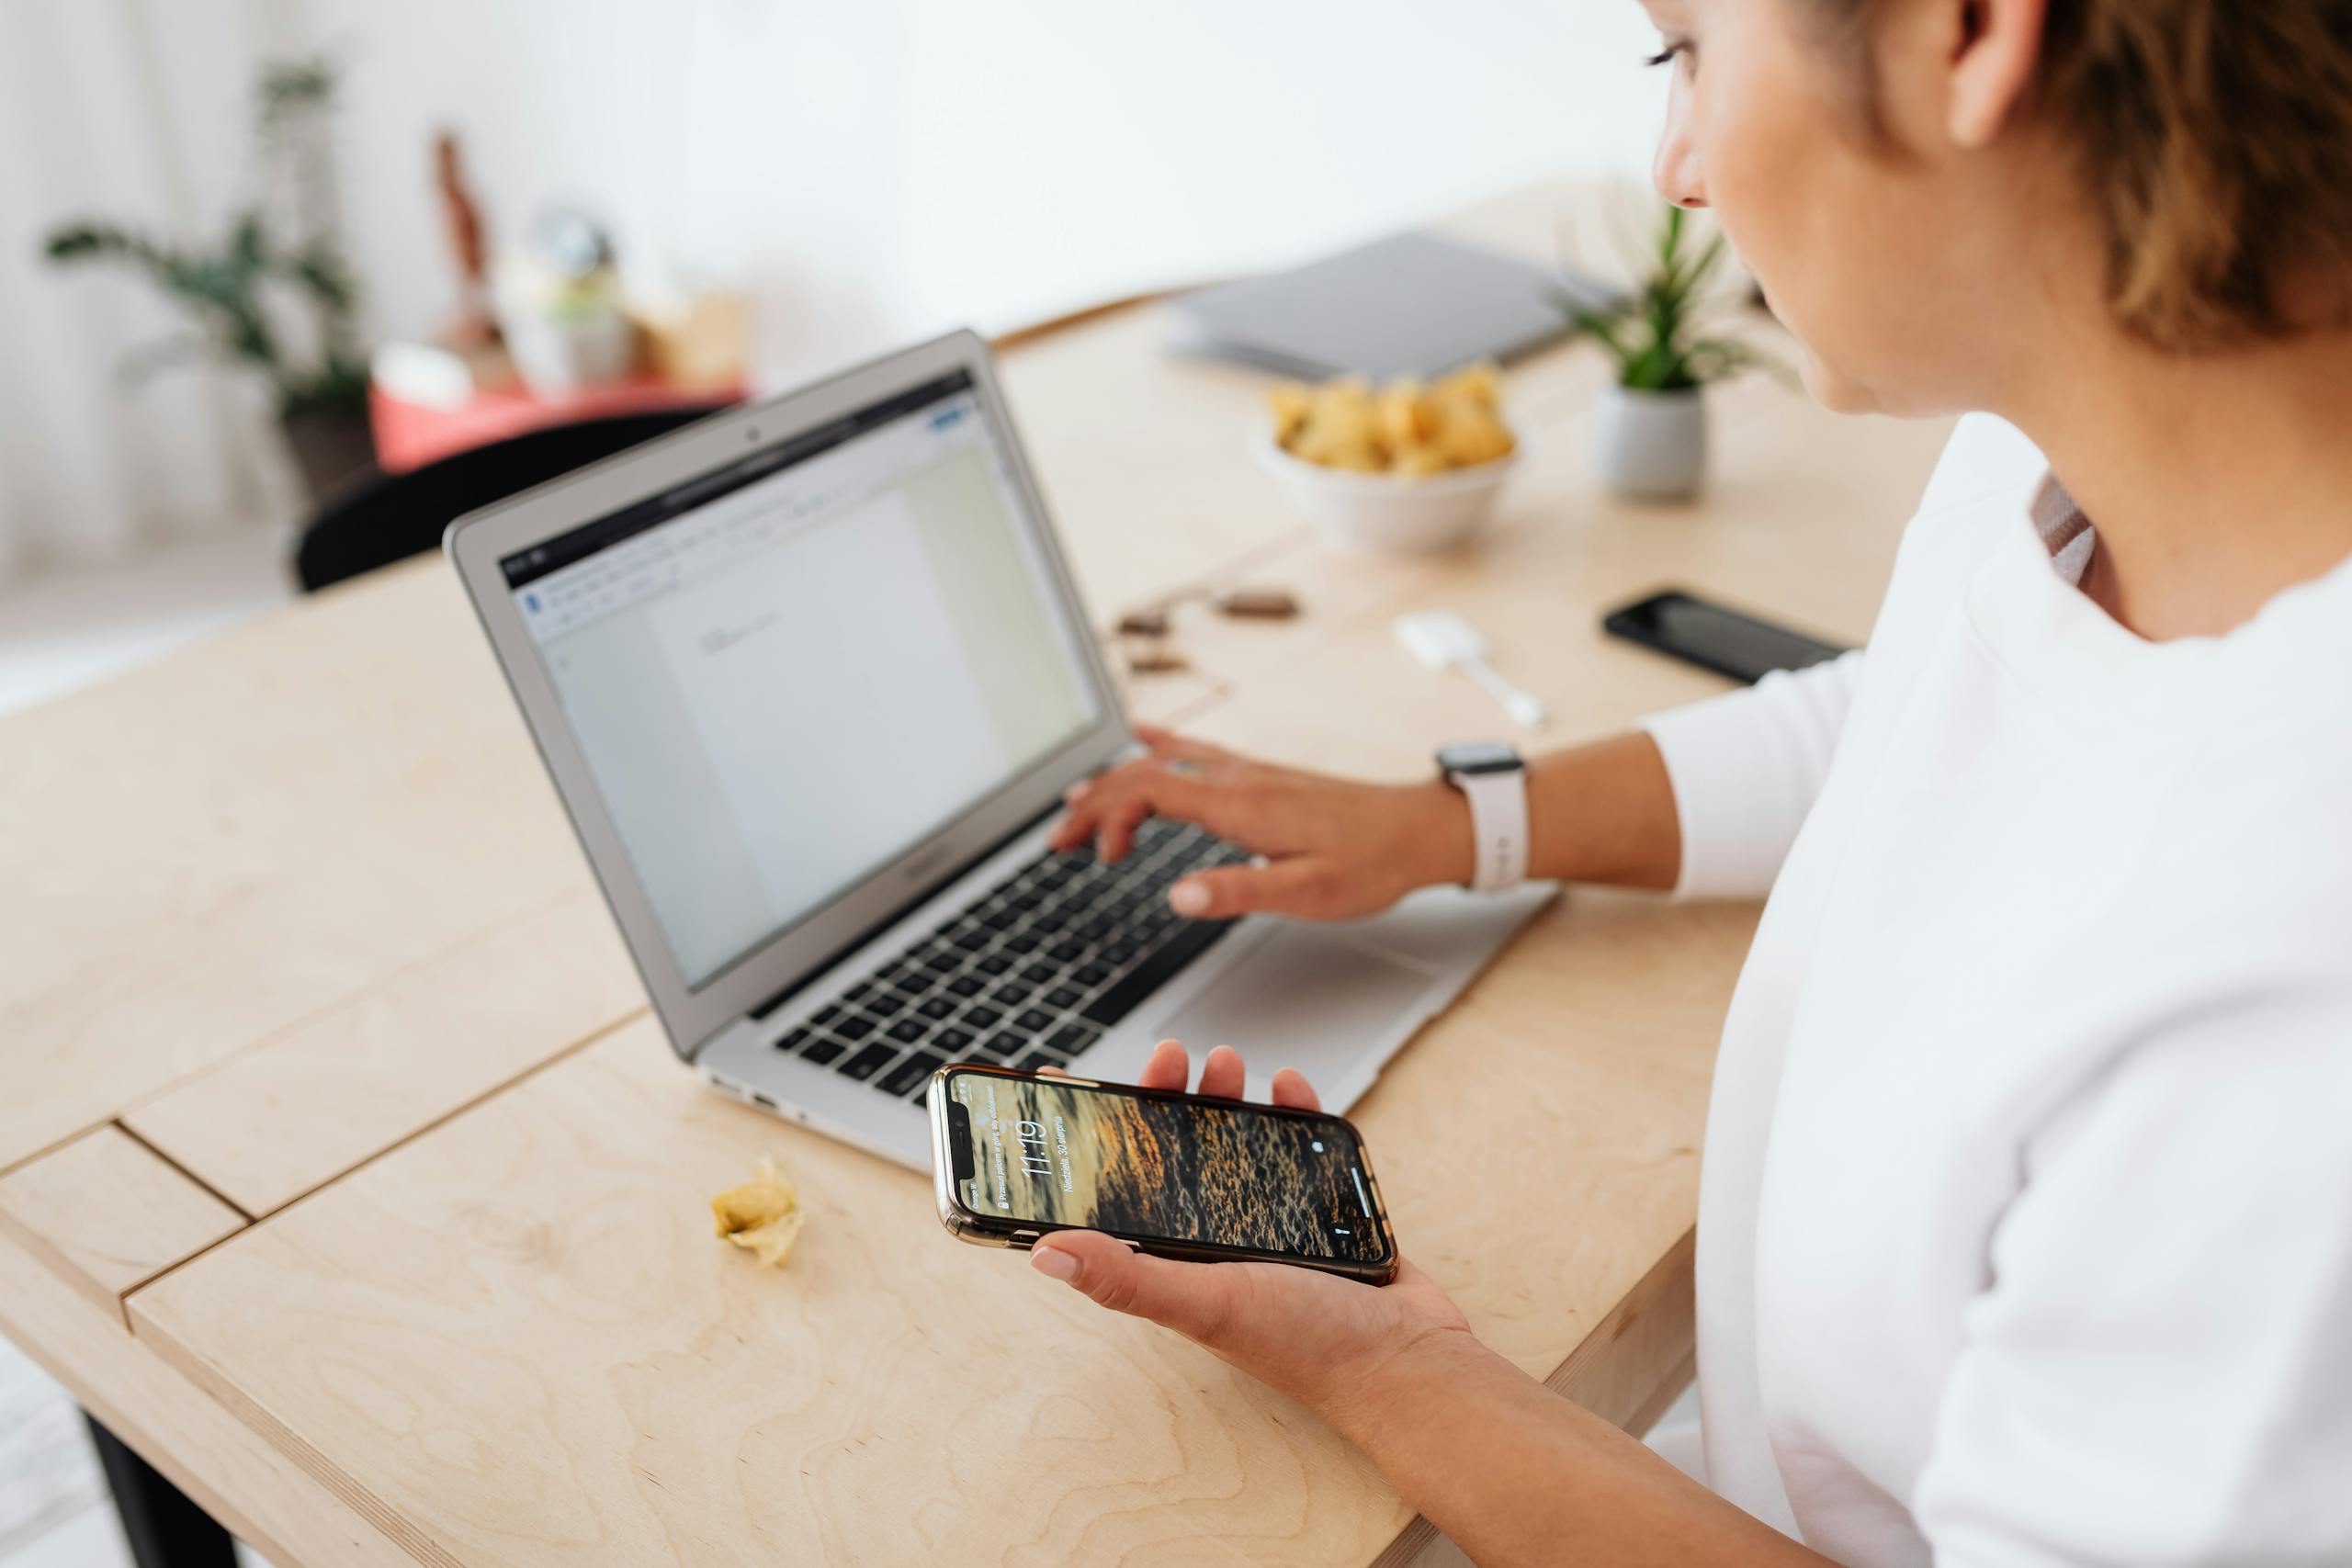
left=1911, top=984, right=2352, bottom=1566
left=1635, top=650, right=1867, bottom=900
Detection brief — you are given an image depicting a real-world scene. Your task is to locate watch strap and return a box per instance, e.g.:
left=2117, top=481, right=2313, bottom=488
left=1451, top=766, right=1529, bottom=894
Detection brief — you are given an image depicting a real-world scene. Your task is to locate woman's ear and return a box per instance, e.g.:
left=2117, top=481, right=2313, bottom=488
left=1944, top=0, right=2048, bottom=149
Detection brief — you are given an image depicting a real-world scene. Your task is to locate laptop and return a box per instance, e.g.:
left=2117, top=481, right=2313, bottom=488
left=447, top=329, right=1553, bottom=1169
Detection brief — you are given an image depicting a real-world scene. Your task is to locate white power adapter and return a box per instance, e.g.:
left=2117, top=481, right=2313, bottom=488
left=1393, top=610, right=1549, bottom=730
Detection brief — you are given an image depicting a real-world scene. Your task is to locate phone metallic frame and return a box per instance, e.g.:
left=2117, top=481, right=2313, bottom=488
left=926, top=1062, right=1400, bottom=1285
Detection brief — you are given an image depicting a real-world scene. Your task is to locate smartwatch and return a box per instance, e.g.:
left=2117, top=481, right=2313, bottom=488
left=1435, top=741, right=1528, bottom=894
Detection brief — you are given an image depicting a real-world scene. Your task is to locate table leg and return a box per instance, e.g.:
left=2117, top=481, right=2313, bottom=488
left=83, top=1412, right=237, bottom=1568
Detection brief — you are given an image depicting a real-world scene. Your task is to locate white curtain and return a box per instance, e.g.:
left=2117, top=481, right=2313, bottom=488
left=0, top=0, right=312, bottom=581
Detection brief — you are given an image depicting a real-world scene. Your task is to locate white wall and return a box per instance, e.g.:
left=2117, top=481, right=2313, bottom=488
left=314, top=0, right=1670, bottom=383
left=3, top=0, right=1671, bottom=567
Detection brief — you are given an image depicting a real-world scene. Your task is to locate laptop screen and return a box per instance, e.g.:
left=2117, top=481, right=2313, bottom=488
left=500, top=371, right=1102, bottom=990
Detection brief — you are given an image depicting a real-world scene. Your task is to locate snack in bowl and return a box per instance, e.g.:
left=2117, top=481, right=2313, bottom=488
left=1271, top=364, right=1515, bottom=478
left=1259, top=364, right=1522, bottom=554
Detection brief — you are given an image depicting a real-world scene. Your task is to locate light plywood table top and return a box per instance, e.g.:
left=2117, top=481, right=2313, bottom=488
left=0, top=179, right=1956, bottom=1566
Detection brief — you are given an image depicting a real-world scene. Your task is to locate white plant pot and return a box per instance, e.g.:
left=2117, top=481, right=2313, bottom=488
left=1592, top=384, right=1707, bottom=501
left=503, top=303, right=636, bottom=398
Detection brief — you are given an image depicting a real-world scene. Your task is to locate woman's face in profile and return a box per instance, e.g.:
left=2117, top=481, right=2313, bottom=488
left=1643, top=0, right=2048, bottom=419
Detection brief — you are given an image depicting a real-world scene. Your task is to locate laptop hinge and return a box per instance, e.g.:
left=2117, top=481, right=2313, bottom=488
left=744, top=797, right=1066, bottom=1023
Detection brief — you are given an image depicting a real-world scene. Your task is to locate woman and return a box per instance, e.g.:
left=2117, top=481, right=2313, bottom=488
left=1039, top=0, right=2352, bottom=1561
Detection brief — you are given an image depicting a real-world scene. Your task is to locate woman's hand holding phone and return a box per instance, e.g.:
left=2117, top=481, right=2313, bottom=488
left=1030, top=1041, right=1475, bottom=1430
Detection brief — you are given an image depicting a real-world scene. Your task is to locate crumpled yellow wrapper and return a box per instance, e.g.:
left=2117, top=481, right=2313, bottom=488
left=710, top=1156, right=805, bottom=1269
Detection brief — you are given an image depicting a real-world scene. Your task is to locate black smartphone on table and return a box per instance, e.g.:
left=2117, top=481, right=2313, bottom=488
left=1602, top=588, right=1849, bottom=684
left=927, top=1062, right=1399, bottom=1284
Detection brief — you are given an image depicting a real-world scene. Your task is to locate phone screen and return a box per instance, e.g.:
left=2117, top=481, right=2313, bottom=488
left=944, top=1069, right=1388, bottom=1264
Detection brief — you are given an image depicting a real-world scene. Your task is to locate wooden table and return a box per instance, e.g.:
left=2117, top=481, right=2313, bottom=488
left=0, top=179, right=1954, bottom=1567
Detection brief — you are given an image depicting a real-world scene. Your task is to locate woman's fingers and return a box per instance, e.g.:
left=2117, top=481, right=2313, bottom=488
left=1195, top=1044, right=1247, bottom=1100
left=1270, top=1066, right=1326, bottom=1114
left=1134, top=724, right=1230, bottom=763
left=1053, top=762, right=1226, bottom=863
left=1269, top=1067, right=1322, bottom=1112
left=1094, top=797, right=1154, bottom=864
left=1135, top=1039, right=1190, bottom=1091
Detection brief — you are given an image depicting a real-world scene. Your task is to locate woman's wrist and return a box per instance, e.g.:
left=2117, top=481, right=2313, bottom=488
left=1314, top=1321, right=1496, bottom=1448
left=1395, top=778, right=1477, bottom=892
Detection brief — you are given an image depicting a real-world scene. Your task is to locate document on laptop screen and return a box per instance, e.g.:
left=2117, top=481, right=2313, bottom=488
left=501, top=375, right=1101, bottom=987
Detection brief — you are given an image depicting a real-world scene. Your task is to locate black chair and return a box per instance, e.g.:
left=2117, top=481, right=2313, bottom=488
left=290, top=404, right=731, bottom=593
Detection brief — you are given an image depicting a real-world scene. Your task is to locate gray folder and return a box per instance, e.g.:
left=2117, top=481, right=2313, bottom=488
left=1170, top=230, right=1613, bottom=381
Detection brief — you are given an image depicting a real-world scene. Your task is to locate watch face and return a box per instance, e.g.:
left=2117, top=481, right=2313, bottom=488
left=1437, top=741, right=1522, bottom=775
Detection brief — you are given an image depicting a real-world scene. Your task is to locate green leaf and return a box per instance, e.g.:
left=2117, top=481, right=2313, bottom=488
left=1556, top=197, right=1781, bottom=391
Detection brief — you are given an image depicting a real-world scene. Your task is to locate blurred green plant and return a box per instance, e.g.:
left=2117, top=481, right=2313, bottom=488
left=1562, top=203, right=1774, bottom=393
left=42, top=57, right=367, bottom=422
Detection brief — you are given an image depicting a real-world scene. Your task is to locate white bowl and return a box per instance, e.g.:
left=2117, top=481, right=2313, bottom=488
left=1252, top=428, right=1521, bottom=555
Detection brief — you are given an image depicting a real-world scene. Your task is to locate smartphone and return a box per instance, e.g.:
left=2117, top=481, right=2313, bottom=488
left=1602, top=588, right=1849, bottom=684
left=927, top=1062, right=1399, bottom=1284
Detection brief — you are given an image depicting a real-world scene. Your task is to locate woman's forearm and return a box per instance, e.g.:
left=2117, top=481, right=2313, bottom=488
left=1324, top=1330, right=1829, bottom=1567
left=1521, top=731, right=1683, bottom=891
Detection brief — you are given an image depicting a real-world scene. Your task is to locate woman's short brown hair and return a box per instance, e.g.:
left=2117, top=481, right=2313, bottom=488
left=1802, top=0, right=2352, bottom=350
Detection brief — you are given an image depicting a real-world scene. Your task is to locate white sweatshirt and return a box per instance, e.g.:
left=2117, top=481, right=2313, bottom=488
left=1638, top=415, right=2352, bottom=1565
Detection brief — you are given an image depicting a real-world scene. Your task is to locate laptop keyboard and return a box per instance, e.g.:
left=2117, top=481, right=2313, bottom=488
left=771, top=818, right=1251, bottom=1102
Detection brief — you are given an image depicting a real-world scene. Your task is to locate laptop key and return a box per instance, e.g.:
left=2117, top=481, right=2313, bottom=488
left=835, top=1013, right=877, bottom=1041
left=944, top=975, right=986, bottom=998
left=989, top=983, right=1033, bottom=1007
left=933, top=1027, right=976, bottom=1054
left=918, top=996, right=957, bottom=1021
left=865, top=990, right=909, bottom=1018
left=879, top=1051, right=949, bottom=1098
left=887, top=1019, right=929, bottom=1045
left=1043, top=986, right=1084, bottom=1010
left=920, top=950, right=961, bottom=974
left=950, top=929, right=991, bottom=953
left=776, top=1027, right=813, bottom=1054
left=798, top=1035, right=847, bottom=1066
left=1073, top=964, right=1113, bottom=987
left=974, top=953, right=1015, bottom=976
left=1082, top=919, right=1236, bottom=1027
left=1014, top=1008, right=1057, bottom=1033
left=1018, top=1051, right=1069, bottom=1074
left=837, top=1042, right=899, bottom=1081
left=1047, top=1022, right=1100, bottom=1056
left=1021, top=962, right=1058, bottom=985
left=812, top=1004, right=844, bottom=1026
left=980, top=1032, right=1025, bottom=1057
left=962, top=1004, right=1002, bottom=1030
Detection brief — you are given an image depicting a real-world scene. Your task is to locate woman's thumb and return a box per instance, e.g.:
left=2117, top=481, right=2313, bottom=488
left=1031, top=1231, right=1232, bottom=1343
left=1167, top=858, right=1335, bottom=919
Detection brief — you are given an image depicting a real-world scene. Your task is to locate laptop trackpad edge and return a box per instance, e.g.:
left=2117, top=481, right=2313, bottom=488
left=1146, top=925, right=1439, bottom=1101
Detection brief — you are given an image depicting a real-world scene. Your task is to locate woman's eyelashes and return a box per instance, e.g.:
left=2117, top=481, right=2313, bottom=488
left=1645, top=39, right=1695, bottom=72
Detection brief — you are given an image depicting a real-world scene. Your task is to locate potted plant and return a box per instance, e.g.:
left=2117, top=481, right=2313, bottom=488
left=1564, top=203, right=1771, bottom=501
left=43, top=59, right=374, bottom=503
